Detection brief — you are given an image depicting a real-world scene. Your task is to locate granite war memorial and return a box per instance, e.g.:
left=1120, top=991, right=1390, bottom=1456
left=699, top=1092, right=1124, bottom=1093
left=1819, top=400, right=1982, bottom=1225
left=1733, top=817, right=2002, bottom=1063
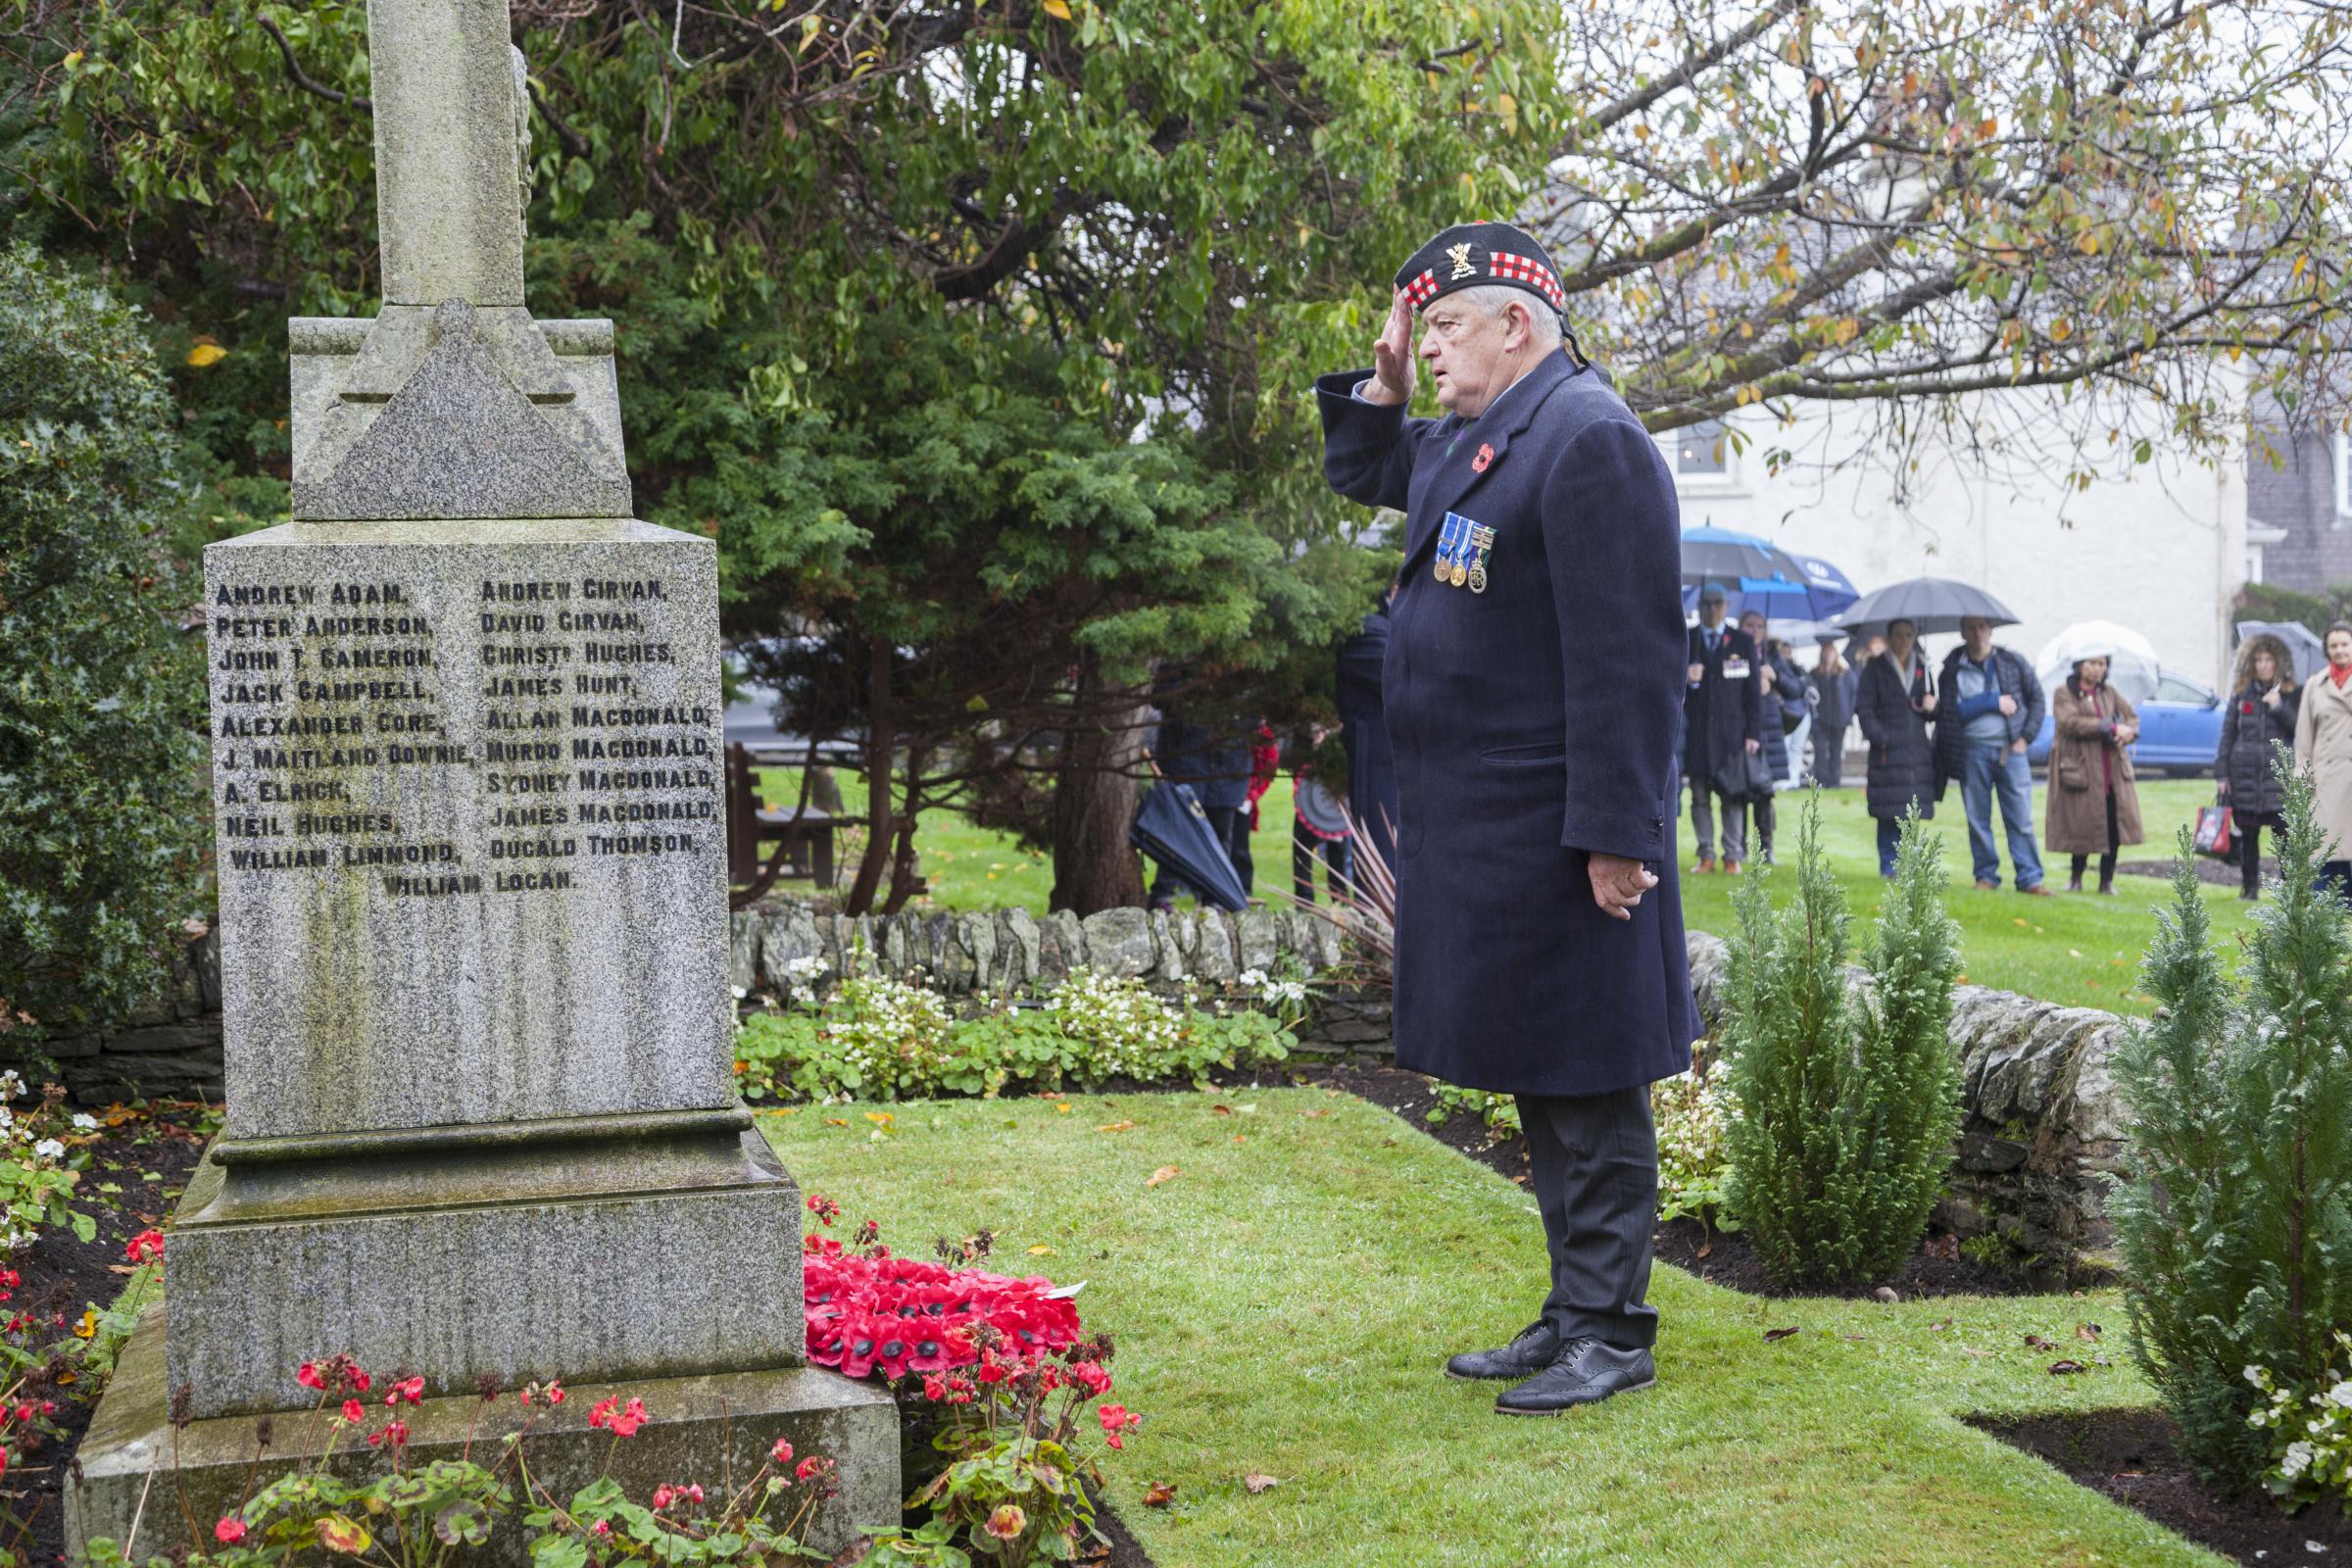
left=67, top=0, right=896, bottom=1551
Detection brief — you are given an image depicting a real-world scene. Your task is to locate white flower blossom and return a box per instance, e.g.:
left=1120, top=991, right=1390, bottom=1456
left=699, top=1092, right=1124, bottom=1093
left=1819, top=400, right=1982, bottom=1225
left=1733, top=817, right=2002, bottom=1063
left=2251, top=1365, right=2273, bottom=1387
left=1237, top=968, right=1267, bottom=989
left=2328, top=1382, right=2352, bottom=1411
left=31, top=1138, right=65, bottom=1161
left=0, top=1070, right=22, bottom=1100
left=70, top=1112, right=96, bottom=1131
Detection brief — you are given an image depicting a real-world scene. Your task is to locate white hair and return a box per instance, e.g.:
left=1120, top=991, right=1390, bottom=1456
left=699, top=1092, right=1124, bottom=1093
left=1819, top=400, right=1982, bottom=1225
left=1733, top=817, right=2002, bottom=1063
left=1446, top=284, right=1564, bottom=349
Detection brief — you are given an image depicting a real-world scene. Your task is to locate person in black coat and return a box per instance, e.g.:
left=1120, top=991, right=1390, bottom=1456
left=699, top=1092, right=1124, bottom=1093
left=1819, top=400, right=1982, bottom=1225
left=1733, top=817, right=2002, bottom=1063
left=1808, top=636, right=1853, bottom=787
left=1335, top=595, right=1399, bottom=872
left=2217, top=632, right=2302, bottom=900
left=1739, top=610, right=1811, bottom=865
left=1149, top=690, right=1253, bottom=909
left=1318, top=220, right=1695, bottom=1417
left=1684, top=586, right=1763, bottom=872
left=1855, top=617, right=1938, bottom=877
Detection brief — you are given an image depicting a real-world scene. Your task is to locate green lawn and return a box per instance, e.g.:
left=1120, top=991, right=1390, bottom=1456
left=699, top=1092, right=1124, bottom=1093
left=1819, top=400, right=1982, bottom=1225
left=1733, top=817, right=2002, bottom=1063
left=758, top=767, right=2246, bottom=1013
left=754, top=768, right=1303, bottom=913
left=1678, top=778, right=2253, bottom=1014
left=765, top=1091, right=2221, bottom=1568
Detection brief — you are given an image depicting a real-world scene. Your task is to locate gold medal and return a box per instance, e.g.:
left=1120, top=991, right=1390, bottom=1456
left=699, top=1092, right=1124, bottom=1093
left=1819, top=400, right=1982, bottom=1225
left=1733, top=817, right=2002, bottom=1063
left=1448, top=562, right=1468, bottom=588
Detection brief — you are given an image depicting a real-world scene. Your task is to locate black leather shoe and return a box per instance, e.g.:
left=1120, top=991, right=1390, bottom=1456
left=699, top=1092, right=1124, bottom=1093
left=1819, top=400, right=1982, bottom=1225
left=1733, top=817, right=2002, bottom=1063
left=1494, top=1339, right=1656, bottom=1415
left=1445, top=1321, right=1560, bottom=1382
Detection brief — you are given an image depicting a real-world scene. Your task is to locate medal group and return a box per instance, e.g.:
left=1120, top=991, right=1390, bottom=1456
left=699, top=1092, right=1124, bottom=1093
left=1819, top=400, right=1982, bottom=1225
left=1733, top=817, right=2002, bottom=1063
left=1434, top=511, right=1494, bottom=594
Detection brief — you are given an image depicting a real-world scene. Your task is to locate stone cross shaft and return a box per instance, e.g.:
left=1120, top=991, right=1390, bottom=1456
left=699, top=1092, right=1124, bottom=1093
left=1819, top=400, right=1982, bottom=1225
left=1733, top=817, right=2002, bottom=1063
left=368, top=0, right=528, bottom=309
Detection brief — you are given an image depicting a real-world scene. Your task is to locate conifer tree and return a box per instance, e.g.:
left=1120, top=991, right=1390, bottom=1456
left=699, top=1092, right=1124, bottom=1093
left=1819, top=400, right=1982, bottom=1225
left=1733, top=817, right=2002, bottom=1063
left=2112, top=751, right=2352, bottom=1485
left=1724, top=799, right=1962, bottom=1287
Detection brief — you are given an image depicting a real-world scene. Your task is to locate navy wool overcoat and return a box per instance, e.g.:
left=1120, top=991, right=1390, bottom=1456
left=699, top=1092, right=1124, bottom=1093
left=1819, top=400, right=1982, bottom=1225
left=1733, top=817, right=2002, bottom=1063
left=1316, top=351, right=1698, bottom=1097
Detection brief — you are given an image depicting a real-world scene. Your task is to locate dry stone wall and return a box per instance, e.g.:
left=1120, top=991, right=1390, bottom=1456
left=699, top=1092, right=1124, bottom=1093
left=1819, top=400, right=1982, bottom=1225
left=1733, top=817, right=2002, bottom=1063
left=1683, top=930, right=2131, bottom=1255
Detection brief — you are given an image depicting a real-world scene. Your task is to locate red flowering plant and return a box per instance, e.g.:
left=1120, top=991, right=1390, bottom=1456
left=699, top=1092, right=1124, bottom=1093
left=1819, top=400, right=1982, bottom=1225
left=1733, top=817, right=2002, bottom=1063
left=74, top=1355, right=843, bottom=1568
left=801, top=1194, right=1137, bottom=1568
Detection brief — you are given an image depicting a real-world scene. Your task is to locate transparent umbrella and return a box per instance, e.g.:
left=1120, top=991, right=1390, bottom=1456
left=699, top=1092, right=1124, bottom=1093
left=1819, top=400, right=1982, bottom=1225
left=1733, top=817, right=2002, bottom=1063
left=2034, top=620, right=2163, bottom=707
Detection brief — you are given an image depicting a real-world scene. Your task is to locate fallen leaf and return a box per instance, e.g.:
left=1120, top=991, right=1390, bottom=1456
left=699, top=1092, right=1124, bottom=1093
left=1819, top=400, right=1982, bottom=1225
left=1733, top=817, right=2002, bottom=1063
left=185, top=341, right=227, bottom=368
left=1027, top=1245, right=1056, bottom=1256
left=1302, top=1108, right=1332, bottom=1118
left=1231, top=1134, right=1247, bottom=1144
left=1143, top=1482, right=1177, bottom=1507
left=72, top=1309, right=97, bottom=1340
left=1927, top=1317, right=1954, bottom=1332
left=2077, top=1322, right=2103, bottom=1343
left=2025, top=1334, right=2059, bottom=1351
left=824, top=1117, right=848, bottom=1127
left=863, top=1110, right=895, bottom=1126
left=1054, top=1102, right=1073, bottom=1115
left=1042, top=0, right=1072, bottom=17
left=1243, top=1473, right=1280, bottom=1494
left=1763, top=1326, right=1799, bottom=1343
left=1210, top=1104, right=1233, bottom=1116
left=1147, top=1165, right=1180, bottom=1188
left=2048, top=1359, right=2089, bottom=1375
left=1096, top=1120, right=1137, bottom=1134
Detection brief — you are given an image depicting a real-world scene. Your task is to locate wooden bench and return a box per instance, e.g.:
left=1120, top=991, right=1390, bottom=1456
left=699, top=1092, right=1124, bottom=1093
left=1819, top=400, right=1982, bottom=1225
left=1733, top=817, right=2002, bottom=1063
left=725, top=741, right=836, bottom=909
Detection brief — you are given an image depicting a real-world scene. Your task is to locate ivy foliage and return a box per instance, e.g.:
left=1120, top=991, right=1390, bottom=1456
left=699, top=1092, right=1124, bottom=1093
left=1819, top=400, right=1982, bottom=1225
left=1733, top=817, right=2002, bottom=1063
left=0, top=243, right=206, bottom=1043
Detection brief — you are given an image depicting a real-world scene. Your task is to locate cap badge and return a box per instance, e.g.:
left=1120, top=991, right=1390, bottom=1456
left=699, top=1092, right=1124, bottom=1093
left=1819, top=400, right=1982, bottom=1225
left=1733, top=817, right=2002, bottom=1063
left=1446, top=242, right=1476, bottom=280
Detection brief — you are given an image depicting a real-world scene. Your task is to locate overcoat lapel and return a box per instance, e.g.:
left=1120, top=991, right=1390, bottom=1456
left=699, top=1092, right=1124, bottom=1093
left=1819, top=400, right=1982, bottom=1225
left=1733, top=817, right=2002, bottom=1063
left=1399, top=352, right=1580, bottom=582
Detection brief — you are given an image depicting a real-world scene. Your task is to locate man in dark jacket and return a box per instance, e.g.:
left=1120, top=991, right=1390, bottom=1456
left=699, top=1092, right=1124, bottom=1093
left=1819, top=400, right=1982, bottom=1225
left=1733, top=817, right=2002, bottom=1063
left=1685, top=586, right=1763, bottom=873
left=1335, top=595, right=1398, bottom=871
left=1318, top=220, right=1695, bottom=1417
left=1150, top=700, right=1253, bottom=908
left=1936, top=616, right=2050, bottom=895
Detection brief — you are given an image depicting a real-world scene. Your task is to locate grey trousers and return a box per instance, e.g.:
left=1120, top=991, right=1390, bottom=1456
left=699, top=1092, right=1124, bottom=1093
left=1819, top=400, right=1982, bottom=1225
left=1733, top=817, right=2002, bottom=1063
left=1690, top=780, right=1748, bottom=861
left=1515, top=1087, right=1660, bottom=1350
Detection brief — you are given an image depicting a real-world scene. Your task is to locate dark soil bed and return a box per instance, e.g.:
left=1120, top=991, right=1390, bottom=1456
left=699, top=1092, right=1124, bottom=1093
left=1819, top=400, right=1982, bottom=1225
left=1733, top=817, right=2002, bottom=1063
left=1974, top=1408, right=2351, bottom=1567
left=2, top=1102, right=210, bottom=1567
left=1310, top=1060, right=2114, bottom=1300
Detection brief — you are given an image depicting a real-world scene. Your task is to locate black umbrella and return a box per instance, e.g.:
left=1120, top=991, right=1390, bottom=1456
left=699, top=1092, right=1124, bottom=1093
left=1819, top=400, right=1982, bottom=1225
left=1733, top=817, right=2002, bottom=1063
left=1131, top=781, right=1250, bottom=912
left=1837, top=576, right=2021, bottom=637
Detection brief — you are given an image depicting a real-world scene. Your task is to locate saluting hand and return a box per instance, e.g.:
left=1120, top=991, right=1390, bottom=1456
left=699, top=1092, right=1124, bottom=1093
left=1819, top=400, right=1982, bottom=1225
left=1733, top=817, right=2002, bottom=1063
left=1589, top=853, right=1657, bottom=922
left=1366, top=288, right=1417, bottom=407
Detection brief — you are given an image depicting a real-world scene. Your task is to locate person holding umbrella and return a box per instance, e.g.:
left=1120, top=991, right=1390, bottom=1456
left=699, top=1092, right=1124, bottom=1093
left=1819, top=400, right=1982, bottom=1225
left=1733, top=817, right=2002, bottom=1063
left=1316, top=220, right=1695, bottom=1416
left=1936, top=615, right=2050, bottom=895
left=1855, top=617, right=1938, bottom=877
left=2216, top=633, right=2300, bottom=901
left=1686, top=584, right=1765, bottom=873
left=2045, top=652, right=2143, bottom=895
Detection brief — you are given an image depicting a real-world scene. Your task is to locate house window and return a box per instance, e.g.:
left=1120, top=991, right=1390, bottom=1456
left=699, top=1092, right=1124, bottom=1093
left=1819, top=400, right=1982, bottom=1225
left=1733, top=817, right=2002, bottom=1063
left=2334, top=430, right=2352, bottom=525
left=1677, top=419, right=1732, bottom=476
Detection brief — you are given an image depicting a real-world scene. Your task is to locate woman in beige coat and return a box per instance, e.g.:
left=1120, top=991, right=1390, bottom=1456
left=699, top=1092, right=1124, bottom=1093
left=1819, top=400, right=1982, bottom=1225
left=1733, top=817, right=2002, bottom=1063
left=2291, top=621, right=2352, bottom=893
left=2045, top=655, right=2144, bottom=895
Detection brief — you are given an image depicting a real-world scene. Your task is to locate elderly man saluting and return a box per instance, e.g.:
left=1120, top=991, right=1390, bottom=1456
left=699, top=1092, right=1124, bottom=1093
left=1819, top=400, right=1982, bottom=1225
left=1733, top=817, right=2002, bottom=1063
left=1316, top=222, right=1698, bottom=1415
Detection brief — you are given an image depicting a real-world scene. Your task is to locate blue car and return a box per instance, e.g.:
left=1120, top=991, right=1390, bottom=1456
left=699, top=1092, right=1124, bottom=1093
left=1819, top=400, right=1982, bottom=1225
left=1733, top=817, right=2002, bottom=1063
left=2026, top=672, right=2223, bottom=776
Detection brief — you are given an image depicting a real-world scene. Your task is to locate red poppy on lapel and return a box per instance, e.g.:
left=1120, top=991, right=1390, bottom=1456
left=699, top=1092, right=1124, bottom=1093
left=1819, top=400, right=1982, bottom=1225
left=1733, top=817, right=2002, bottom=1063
left=1472, top=442, right=1494, bottom=473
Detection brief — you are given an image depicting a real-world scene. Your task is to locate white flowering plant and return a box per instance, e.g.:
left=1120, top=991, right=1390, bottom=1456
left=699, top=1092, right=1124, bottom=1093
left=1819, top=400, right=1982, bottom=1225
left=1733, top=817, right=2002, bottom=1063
left=1429, top=1070, right=1738, bottom=1229
left=733, top=968, right=1293, bottom=1102
left=0, top=1072, right=97, bottom=1253
left=2246, top=1335, right=2352, bottom=1507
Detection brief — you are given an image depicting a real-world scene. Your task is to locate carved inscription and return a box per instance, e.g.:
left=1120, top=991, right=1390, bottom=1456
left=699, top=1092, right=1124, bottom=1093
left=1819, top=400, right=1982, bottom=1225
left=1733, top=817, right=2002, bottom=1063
left=210, top=564, right=715, bottom=906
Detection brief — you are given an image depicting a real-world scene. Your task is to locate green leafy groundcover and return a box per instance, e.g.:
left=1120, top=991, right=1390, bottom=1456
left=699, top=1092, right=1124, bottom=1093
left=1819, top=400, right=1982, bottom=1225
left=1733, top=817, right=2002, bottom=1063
left=733, top=968, right=1298, bottom=1103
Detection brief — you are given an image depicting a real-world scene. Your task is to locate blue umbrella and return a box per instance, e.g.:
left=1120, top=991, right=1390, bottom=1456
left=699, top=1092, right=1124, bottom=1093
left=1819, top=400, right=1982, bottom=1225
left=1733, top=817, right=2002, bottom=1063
left=1732, top=554, right=1859, bottom=621
left=1680, top=525, right=1810, bottom=591
left=1131, top=781, right=1250, bottom=912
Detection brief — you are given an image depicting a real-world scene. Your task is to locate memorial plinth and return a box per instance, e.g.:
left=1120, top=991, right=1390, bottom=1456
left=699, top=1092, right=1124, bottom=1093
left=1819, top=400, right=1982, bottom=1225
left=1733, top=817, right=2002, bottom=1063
left=67, top=1, right=894, bottom=1554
